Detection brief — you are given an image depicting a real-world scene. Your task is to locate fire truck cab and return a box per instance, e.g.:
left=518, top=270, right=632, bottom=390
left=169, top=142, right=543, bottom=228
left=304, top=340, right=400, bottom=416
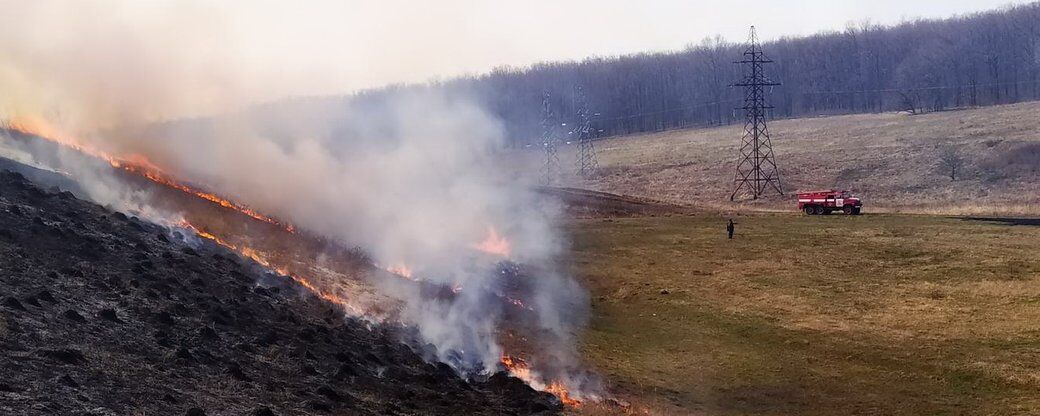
left=797, top=190, right=862, bottom=215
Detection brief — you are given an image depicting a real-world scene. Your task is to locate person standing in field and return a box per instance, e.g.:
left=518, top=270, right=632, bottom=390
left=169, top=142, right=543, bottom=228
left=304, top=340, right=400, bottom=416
left=726, top=219, right=735, bottom=239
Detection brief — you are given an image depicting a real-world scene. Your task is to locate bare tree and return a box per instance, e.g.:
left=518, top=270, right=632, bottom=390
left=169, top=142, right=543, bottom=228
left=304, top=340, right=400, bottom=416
left=699, top=35, right=729, bottom=126
left=939, top=146, right=966, bottom=181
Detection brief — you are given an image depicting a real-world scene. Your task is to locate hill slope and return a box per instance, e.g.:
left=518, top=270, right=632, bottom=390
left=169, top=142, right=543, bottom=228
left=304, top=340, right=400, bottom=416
left=517, top=101, right=1040, bottom=215
left=0, top=170, right=558, bottom=415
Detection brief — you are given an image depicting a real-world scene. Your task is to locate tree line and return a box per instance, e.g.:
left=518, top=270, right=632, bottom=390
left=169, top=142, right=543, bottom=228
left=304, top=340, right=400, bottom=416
left=335, top=3, right=1040, bottom=145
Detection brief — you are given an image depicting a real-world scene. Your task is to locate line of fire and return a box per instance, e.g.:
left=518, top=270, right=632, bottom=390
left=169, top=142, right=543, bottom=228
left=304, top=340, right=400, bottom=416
left=2, top=119, right=589, bottom=407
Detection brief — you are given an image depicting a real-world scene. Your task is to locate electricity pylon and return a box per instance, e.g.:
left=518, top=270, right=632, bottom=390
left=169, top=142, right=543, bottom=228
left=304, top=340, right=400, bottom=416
left=574, top=85, right=597, bottom=177
left=542, top=91, right=560, bottom=186
left=730, top=26, right=784, bottom=200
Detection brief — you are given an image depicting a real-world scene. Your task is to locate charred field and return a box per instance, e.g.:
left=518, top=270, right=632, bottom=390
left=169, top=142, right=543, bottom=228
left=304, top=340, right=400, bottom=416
left=0, top=169, right=560, bottom=415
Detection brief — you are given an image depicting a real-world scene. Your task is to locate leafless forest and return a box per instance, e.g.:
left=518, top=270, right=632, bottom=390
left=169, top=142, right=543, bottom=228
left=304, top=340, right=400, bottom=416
left=311, top=3, right=1039, bottom=143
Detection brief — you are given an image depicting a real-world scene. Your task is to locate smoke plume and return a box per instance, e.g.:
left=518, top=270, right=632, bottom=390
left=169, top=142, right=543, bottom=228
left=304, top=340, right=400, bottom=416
left=0, top=0, right=596, bottom=399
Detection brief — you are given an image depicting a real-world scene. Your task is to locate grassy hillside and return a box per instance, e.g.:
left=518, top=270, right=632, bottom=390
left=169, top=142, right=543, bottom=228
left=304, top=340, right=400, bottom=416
left=569, top=213, right=1040, bottom=415
left=512, top=102, right=1040, bottom=215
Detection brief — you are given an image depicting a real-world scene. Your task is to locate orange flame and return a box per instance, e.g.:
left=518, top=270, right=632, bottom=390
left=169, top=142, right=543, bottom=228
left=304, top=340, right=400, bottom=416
left=501, top=355, right=582, bottom=407
left=177, top=220, right=350, bottom=312
left=9, top=116, right=109, bottom=161
left=473, top=226, right=511, bottom=257
left=122, top=162, right=293, bottom=231
left=9, top=115, right=584, bottom=406
left=501, top=355, right=534, bottom=381
left=386, top=263, right=414, bottom=279
left=546, top=381, right=582, bottom=408
left=7, top=116, right=295, bottom=233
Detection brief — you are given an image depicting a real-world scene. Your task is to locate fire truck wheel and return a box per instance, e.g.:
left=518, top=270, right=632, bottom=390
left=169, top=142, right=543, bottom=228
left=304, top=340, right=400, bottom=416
left=853, top=207, right=862, bottom=215
left=843, top=206, right=854, bottom=215
left=813, top=206, right=825, bottom=215
left=804, top=206, right=815, bottom=215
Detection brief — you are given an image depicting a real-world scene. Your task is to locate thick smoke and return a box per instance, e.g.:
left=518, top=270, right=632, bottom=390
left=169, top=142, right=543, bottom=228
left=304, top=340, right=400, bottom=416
left=0, top=0, right=595, bottom=397
left=127, top=92, right=589, bottom=380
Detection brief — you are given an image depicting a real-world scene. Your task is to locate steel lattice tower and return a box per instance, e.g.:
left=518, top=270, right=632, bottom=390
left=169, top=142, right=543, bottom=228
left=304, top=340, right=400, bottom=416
left=574, top=85, right=597, bottom=177
left=730, top=26, right=783, bottom=201
left=541, top=91, right=560, bottom=186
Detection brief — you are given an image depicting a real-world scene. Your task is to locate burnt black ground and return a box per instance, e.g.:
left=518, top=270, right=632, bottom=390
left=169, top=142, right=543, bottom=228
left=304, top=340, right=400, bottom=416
left=0, top=170, right=559, bottom=416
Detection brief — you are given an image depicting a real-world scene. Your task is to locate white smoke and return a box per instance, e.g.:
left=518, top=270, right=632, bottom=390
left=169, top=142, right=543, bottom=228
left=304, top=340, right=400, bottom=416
left=0, top=128, right=180, bottom=224
left=0, top=0, right=597, bottom=398
left=126, top=91, right=588, bottom=378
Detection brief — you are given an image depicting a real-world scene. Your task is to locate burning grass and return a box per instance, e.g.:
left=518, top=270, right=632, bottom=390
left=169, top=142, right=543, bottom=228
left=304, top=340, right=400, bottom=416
left=0, top=170, right=561, bottom=415
left=176, top=215, right=590, bottom=406
left=178, top=217, right=590, bottom=405
left=568, top=212, right=1040, bottom=415
left=1, top=120, right=593, bottom=407
left=7, top=116, right=296, bottom=232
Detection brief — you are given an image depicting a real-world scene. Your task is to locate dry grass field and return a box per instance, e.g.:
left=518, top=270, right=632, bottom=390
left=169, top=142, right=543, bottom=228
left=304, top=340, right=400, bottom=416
left=520, top=103, right=1040, bottom=414
left=568, top=212, right=1040, bottom=415
left=511, top=101, right=1040, bottom=215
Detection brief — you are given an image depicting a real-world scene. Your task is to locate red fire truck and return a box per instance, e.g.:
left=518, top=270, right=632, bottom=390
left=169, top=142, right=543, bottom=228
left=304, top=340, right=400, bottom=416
left=797, top=190, right=863, bottom=215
